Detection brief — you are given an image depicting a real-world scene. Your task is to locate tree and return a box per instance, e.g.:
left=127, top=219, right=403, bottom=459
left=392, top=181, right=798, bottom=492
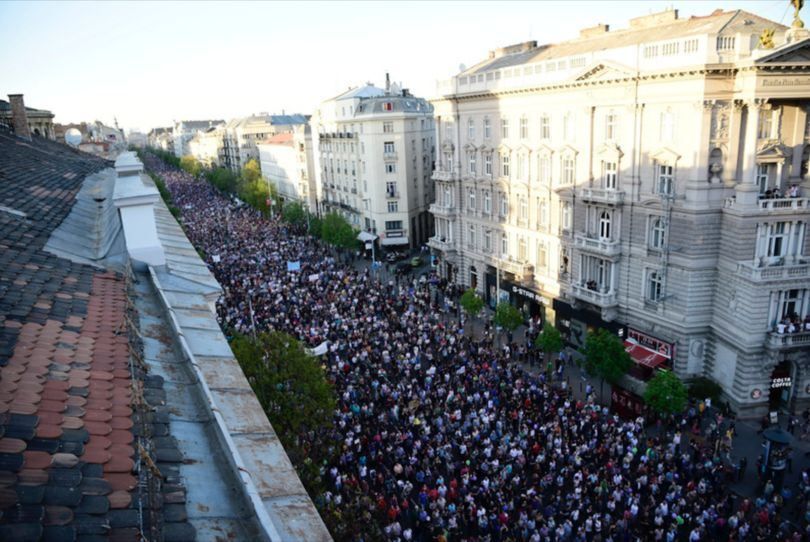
left=493, top=302, right=523, bottom=334
left=241, top=158, right=262, bottom=184
left=535, top=322, right=564, bottom=375
left=645, top=370, right=688, bottom=416
left=581, top=328, right=632, bottom=400
left=230, top=331, right=336, bottom=494
left=179, top=155, right=202, bottom=177
left=283, top=201, right=308, bottom=229
left=206, top=167, right=238, bottom=194
left=459, top=289, right=484, bottom=334
left=321, top=212, right=357, bottom=251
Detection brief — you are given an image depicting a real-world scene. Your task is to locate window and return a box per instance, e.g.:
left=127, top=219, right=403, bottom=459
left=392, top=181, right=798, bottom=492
left=779, top=289, right=805, bottom=320
left=468, top=118, right=475, bottom=140
left=383, top=102, right=393, bottom=111
left=650, top=217, right=666, bottom=250
left=758, top=109, right=773, bottom=140
left=605, top=111, right=618, bottom=141
left=563, top=112, right=574, bottom=141
left=660, top=109, right=675, bottom=142
left=540, top=114, right=551, bottom=140
left=768, top=222, right=788, bottom=258
left=501, top=233, right=508, bottom=255
left=383, top=122, right=393, bottom=133
left=647, top=271, right=664, bottom=302
left=501, top=118, right=510, bottom=139
left=484, top=230, right=492, bottom=251
left=716, top=36, right=735, bottom=51
left=517, top=153, right=527, bottom=180
left=684, top=39, right=699, bottom=53
left=501, top=153, right=511, bottom=177
left=384, top=141, right=395, bottom=153
left=657, top=164, right=674, bottom=195
left=484, top=191, right=491, bottom=214
left=468, top=189, right=476, bottom=211
left=468, top=224, right=476, bottom=247
left=386, top=181, right=397, bottom=197
left=538, top=198, right=548, bottom=226
left=519, top=197, right=528, bottom=222
left=756, top=163, right=772, bottom=194
left=386, top=163, right=397, bottom=174
left=387, top=201, right=399, bottom=213
left=518, top=237, right=527, bottom=261
left=539, top=156, right=551, bottom=185
left=443, top=187, right=452, bottom=208
left=499, top=193, right=508, bottom=218
left=603, top=161, right=618, bottom=189
left=468, top=153, right=477, bottom=175
left=484, top=153, right=493, bottom=176
left=537, top=242, right=548, bottom=269
left=661, top=41, right=679, bottom=56
left=385, top=220, right=402, bottom=230
left=561, top=202, right=572, bottom=231
left=599, top=211, right=612, bottom=240
left=520, top=116, right=529, bottom=139
left=484, top=117, right=491, bottom=139
left=562, top=156, right=575, bottom=185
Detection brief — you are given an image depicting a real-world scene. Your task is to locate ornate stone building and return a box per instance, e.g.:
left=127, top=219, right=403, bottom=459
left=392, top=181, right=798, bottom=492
left=429, top=7, right=810, bottom=417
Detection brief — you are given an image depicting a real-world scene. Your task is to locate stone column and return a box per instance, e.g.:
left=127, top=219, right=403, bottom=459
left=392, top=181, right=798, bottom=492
left=735, top=100, right=764, bottom=207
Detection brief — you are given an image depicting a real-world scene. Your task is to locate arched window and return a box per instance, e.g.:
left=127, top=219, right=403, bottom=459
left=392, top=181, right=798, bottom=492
left=647, top=271, right=663, bottom=302
left=599, top=211, right=612, bottom=240
left=650, top=218, right=665, bottom=249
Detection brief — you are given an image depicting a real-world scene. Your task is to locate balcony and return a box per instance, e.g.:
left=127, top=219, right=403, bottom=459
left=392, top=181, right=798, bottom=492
left=383, top=151, right=398, bottom=161
left=428, top=235, right=456, bottom=254
left=386, top=191, right=400, bottom=199
left=767, top=330, right=810, bottom=350
left=429, top=202, right=457, bottom=217
left=724, top=196, right=809, bottom=213
left=579, top=187, right=625, bottom=205
left=736, top=260, right=810, bottom=282
left=432, top=170, right=455, bottom=181
left=574, top=233, right=621, bottom=258
left=570, top=282, right=618, bottom=308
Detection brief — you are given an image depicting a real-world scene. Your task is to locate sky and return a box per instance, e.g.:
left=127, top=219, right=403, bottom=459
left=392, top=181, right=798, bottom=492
left=0, top=0, right=794, bottom=132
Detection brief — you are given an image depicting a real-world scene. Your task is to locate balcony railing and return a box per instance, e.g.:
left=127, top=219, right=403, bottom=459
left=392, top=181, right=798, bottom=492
left=383, top=151, right=398, bottom=161
left=386, top=191, right=399, bottom=199
left=579, top=187, right=625, bottom=205
left=724, top=196, right=809, bottom=212
left=429, top=202, right=456, bottom=216
left=573, top=233, right=621, bottom=257
left=767, top=330, right=810, bottom=349
left=570, top=282, right=618, bottom=308
left=736, top=260, right=810, bottom=281
left=428, top=236, right=456, bottom=253
left=432, top=170, right=455, bottom=181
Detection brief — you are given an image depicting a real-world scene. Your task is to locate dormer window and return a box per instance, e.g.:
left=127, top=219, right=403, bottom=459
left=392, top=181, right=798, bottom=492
left=383, top=102, right=393, bottom=112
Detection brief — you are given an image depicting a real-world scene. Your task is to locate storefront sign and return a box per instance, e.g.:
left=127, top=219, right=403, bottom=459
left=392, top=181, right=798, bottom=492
left=510, top=285, right=548, bottom=305
left=771, top=377, right=792, bottom=389
left=751, top=389, right=762, bottom=400
left=627, top=328, right=674, bottom=360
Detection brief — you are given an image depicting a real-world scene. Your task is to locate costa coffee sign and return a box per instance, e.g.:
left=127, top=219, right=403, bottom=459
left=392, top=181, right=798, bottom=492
left=627, top=328, right=675, bottom=360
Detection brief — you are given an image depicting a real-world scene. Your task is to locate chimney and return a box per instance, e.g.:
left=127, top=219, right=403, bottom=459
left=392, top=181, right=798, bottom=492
left=385, top=72, right=391, bottom=93
left=580, top=23, right=610, bottom=38
left=8, top=94, right=31, bottom=139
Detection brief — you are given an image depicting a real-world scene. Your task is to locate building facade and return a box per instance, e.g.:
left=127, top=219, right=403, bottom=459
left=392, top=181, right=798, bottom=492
left=188, top=126, right=225, bottom=168
left=172, top=119, right=224, bottom=158
left=148, top=127, right=173, bottom=152
left=0, top=94, right=55, bottom=139
left=220, top=114, right=309, bottom=172
left=429, top=8, right=810, bottom=417
left=314, top=79, right=435, bottom=249
left=257, top=124, right=318, bottom=212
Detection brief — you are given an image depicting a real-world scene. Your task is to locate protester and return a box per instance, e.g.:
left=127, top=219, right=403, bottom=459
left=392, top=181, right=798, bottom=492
left=145, top=154, right=807, bottom=541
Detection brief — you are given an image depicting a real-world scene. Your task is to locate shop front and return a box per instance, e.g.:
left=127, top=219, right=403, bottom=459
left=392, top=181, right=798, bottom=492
left=611, top=386, right=645, bottom=419
left=484, top=272, right=548, bottom=319
left=623, top=327, right=675, bottom=381
left=553, top=298, right=625, bottom=349
left=769, top=361, right=794, bottom=411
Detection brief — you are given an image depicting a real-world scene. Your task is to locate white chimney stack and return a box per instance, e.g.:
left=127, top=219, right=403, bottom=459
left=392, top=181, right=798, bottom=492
left=113, top=152, right=166, bottom=269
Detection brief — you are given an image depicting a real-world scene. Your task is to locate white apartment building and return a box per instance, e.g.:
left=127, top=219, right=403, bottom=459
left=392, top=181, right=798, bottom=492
left=188, top=126, right=225, bottom=168
left=313, top=78, right=435, bottom=249
left=172, top=119, right=224, bottom=158
left=257, top=124, right=318, bottom=212
left=220, top=114, right=309, bottom=172
left=429, top=8, right=810, bottom=417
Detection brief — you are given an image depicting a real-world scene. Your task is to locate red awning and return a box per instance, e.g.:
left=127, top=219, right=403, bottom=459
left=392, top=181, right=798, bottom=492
left=624, top=341, right=667, bottom=368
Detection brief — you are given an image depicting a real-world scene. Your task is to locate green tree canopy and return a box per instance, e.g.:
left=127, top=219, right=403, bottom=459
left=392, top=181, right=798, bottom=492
left=645, top=370, right=688, bottom=416
left=460, top=288, right=484, bottom=319
left=282, top=201, right=308, bottom=228
left=321, top=212, right=357, bottom=250
left=581, top=328, right=632, bottom=384
left=206, top=167, right=239, bottom=194
left=241, top=158, right=262, bottom=184
left=230, top=331, right=336, bottom=492
left=535, top=322, right=564, bottom=369
left=493, top=302, right=523, bottom=332
left=179, top=155, right=202, bottom=177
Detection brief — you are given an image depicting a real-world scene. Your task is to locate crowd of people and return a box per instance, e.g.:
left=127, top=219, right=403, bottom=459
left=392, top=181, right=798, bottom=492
left=144, top=154, right=809, bottom=541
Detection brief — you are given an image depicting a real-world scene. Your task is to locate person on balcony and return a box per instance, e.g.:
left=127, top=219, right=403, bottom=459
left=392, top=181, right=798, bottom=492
left=789, top=184, right=800, bottom=198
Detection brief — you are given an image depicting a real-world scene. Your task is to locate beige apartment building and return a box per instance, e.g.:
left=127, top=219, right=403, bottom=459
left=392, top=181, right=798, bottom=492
left=429, top=7, right=810, bottom=417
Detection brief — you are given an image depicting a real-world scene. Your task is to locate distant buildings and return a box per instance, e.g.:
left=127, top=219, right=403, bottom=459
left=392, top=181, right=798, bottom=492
left=172, top=119, right=224, bottom=158
left=313, top=77, right=435, bottom=249
left=0, top=94, right=54, bottom=139
left=257, top=124, right=317, bottom=212
left=148, top=127, right=173, bottom=152
left=220, top=114, right=308, bottom=172
left=429, top=7, right=810, bottom=417
left=188, top=126, right=225, bottom=168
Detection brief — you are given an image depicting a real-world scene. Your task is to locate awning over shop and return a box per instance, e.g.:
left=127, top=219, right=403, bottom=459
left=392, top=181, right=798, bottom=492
left=381, top=237, right=409, bottom=246
left=624, top=340, right=667, bottom=368
left=357, top=231, right=377, bottom=242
